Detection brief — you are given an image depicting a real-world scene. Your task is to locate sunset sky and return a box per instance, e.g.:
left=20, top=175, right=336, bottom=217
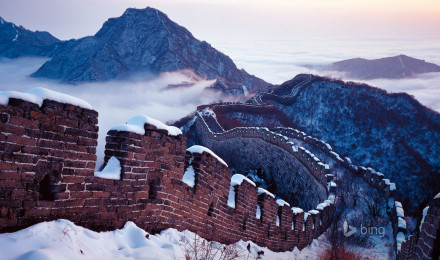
left=0, top=0, right=439, bottom=41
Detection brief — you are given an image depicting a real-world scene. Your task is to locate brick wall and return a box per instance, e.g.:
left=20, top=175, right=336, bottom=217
left=0, top=96, right=335, bottom=252
left=397, top=195, right=440, bottom=260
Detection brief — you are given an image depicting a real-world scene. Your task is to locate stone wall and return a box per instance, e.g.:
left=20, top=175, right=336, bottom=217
left=194, top=116, right=328, bottom=210
left=0, top=96, right=335, bottom=252
left=397, top=194, right=440, bottom=260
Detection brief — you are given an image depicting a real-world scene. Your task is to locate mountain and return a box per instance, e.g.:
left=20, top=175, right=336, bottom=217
left=179, top=74, right=440, bottom=213
left=263, top=75, right=440, bottom=211
left=0, top=16, right=62, bottom=58
left=322, top=55, right=440, bottom=79
left=31, top=8, right=270, bottom=95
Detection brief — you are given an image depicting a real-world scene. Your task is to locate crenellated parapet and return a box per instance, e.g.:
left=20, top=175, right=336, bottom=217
left=195, top=112, right=329, bottom=186
left=0, top=88, right=335, bottom=252
left=397, top=193, right=440, bottom=260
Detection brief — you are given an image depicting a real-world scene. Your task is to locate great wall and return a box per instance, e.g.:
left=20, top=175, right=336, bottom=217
left=0, top=88, right=439, bottom=258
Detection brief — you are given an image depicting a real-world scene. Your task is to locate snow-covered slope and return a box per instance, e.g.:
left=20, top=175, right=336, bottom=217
left=0, top=220, right=330, bottom=260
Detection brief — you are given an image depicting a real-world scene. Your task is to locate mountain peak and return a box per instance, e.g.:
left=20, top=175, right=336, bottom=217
left=31, top=7, right=270, bottom=94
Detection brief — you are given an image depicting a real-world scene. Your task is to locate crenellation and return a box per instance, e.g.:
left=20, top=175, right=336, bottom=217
left=0, top=94, right=340, bottom=252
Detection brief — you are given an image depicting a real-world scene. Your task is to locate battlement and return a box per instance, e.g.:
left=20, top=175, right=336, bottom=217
left=0, top=89, right=335, bottom=252
left=195, top=113, right=329, bottom=186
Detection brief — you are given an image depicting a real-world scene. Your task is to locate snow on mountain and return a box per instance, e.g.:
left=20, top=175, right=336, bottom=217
left=0, top=17, right=62, bottom=58
left=0, top=219, right=331, bottom=260
left=31, top=8, right=270, bottom=95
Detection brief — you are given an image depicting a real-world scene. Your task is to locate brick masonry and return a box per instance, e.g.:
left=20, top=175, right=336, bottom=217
left=0, top=97, right=335, bottom=252
left=397, top=195, right=440, bottom=260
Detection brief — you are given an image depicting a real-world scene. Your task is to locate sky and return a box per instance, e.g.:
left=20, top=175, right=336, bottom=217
left=0, top=0, right=439, bottom=42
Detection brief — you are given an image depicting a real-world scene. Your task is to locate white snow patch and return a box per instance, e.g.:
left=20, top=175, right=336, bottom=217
left=187, top=145, right=227, bottom=166
left=395, top=201, right=402, bottom=208
left=111, top=114, right=182, bottom=136
left=276, top=215, right=280, bottom=226
left=396, top=207, right=405, bottom=218
left=435, top=192, right=440, bottom=199
left=257, top=187, right=275, bottom=198
left=0, top=87, right=92, bottom=109
left=227, top=185, right=236, bottom=208
left=230, top=174, right=256, bottom=187
left=256, top=205, right=261, bottom=219
left=95, top=156, right=121, bottom=180
left=291, top=207, right=304, bottom=214
left=316, top=203, right=328, bottom=210
left=389, top=183, right=396, bottom=191
left=398, top=217, right=407, bottom=229
left=0, top=219, right=331, bottom=260
left=182, top=166, right=196, bottom=187
left=396, top=232, right=405, bottom=251
left=242, top=85, right=249, bottom=96
left=276, top=199, right=290, bottom=207
left=308, top=210, right=319, bottom=215
left=420, top=206, right=429, bottom=231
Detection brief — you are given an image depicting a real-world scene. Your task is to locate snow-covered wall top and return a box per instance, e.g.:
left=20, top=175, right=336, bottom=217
left=0, top=87, right=92, bottom=109
left=111, top=114, right=182, bottom=136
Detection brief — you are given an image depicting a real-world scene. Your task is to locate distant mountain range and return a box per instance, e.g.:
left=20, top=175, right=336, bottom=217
left=0, top=9, right=270, bottom=96
left=0, top=17, right=62, bottom=58
left=309, top=55, right=440, bottom=80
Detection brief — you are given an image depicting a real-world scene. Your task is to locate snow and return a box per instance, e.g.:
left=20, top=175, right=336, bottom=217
left=330, top=181, right=337, bottom=187
left=395, top=201, right=402, bottom=208
left=227, top=185, right=236, bottom=208
left=304, top=213, right=310, bottom=221
left=396, top=232, right=405, bottom=251
left=308, top=210, right=319, bottom=215
left=435, top=192, right=440, bottom=199
left=0, top=87, right=92, bottom=109
left=187, top=145, right=227, bottom=166
left=242, top=85, right=249, bottom=96
left=420, top=206, right=429, bottom=231
left=383, top=179, right=391, bottom=185
left=230, top=174, right=256, bottom=187
left=276, top=199, right=290, bottom=207
left=94, top=156, right=121, bottom=180
left=276, top=216, right=280, bottom=226
left=291, top=207, right=304, bottom=214
left=398, top=217, right=407, bottom=229
left=182, top=166, right=195, bottom=187
left=256, top=205, right=261, bottom=219
left=396, top=207, right=405, bottom=218
left=330, top=151, right=343, bottom=161
left=325, top=143, right=332, bottom=150
left=0, top=219, right=331, bottom=260
left=328, top=194, right=336, bottom=204
left=111, top=115, right=182, bottom=136
left=389, top=183, right=396, bottom=191
left=345, top=157, right=352, bottom=164
left=316, top=203, right=328, bottom=210
left=257, top=187, right=275, bottom=198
